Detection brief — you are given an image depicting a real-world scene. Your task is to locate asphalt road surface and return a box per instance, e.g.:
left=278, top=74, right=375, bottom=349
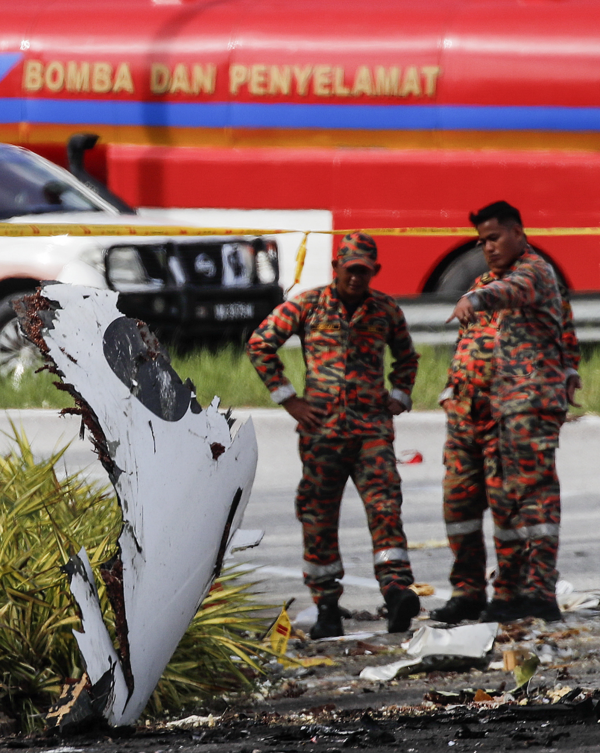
left=0, top=407, right=597, bottom=624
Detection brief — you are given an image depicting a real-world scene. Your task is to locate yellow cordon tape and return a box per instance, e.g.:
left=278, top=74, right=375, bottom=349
left=0, top=222, right=597, bottom=292
left=0, top=224, right=299, bottom=238
left=3, top=223, right=600, bottom=238
left=289, top=232, right=309, bottom=295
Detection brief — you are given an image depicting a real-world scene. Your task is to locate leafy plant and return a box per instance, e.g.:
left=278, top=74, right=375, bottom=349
left=0, top=424, right=271, bottom=731
left=0, top=424, right=119, bottom=731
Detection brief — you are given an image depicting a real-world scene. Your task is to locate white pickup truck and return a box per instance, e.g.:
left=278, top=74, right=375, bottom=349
left=0, top=137, right=283, bottom=371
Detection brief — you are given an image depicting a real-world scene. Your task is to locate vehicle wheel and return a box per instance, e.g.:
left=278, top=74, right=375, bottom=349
left=434, top=247, right=488, bottom=296
left=0, top=293, right=40, bottom=376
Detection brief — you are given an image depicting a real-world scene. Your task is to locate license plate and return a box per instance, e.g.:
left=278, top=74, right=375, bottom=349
left=214, top=302, right=255, bottom=321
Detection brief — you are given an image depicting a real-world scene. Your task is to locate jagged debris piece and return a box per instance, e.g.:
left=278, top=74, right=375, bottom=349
left=16, top=283, right=258, bottom=726
left=359, top=622, right=499, bottom=681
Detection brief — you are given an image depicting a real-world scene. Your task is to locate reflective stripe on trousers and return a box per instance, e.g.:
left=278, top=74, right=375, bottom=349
left=446, top=519, right=483, bottom=537
left=302, top=559, right=343, bottom=579
left=373, top=547, right=410, bottom=566
left=494, top=523, right=560, bottom=542
left=304, top=549, right=410, bottom=579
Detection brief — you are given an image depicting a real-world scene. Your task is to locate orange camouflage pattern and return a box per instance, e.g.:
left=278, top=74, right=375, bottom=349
left=472, top=247, right=575, bottom=600
left=247, top=280, right=419, bottom=606
left=446, top=271, right=499, bottom=396
left=470, top=246, right=579, bottom=416
left=296, top=434, right=414, bottom=603
left=443, top=393, right=502, bottom=599
left=246, top=281, right=418, bottom=438
left=443, top=250, right=580, bottom=603
left=495, top=411, right=563, bottom=601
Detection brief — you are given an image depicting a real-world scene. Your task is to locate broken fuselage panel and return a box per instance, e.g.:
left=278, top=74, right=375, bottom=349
left=17, top=283, right=258, bottom=726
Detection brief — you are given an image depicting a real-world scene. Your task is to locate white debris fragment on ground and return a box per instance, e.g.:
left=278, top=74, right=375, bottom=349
left=165, top=714, right=220, bottom=729
left=359, top=622, right=498, bottom=681
left=16, top=284, right=258, bottom=727
left=556, top=580, right=600, bottom=611
left=235, top=607, right=600, bottom=720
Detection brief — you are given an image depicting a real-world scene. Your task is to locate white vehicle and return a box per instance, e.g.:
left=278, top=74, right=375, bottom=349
left=0, top=137, right=282, bottom=371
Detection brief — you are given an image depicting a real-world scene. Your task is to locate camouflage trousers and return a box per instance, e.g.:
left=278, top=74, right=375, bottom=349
left=296, top=434, right=414, bottom=605
left=444, top=393, right=564, bottom=602
left=443, top=393, right=502, bottom=599
left=496, top=411, right=564, bottom=602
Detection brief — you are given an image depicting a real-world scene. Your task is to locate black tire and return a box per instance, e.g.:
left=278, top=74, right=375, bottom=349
left=0, top=292, right=40, bottom=374
left=434, top=247, right=489, bottom=296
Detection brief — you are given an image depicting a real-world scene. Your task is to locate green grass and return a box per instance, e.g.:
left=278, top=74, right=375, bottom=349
left=575, top=344, right=600, bottom=416
left=410, top=345, right=454, bottom=411
left=1, top=342, right=597, bottom=414
left=172, top=343, right=454, bottom=411
left=172, top=341, right=598, bottom=416
left=0, top=367, right=72, bottom=411
left=171, top=344, right=307, bottom=409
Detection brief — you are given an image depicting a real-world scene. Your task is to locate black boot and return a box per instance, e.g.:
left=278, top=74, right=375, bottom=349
left=430, top=595, right=487, bottom=624
left=479, top=596, right=526, bottom=623
left=520, top=595, right=562, bottom=622
left=385, top=587, right=420, bottom=633
left=310, top=600, right=344, bottom=639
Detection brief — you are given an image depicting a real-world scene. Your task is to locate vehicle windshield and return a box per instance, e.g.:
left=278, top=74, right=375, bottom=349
left=0, top=147, right=105, bottom=219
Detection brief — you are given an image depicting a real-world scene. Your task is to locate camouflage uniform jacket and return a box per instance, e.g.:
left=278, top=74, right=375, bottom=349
left=467, top=247, right=580, bottom=416
left=443, top=272, right=499, bottom=400
left=442, top=263, right=580, bottom=402
left=246, top=281, right=419, bottom=439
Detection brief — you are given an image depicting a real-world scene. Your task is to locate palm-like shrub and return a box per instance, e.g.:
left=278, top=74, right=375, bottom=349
left=0, top=425, right=270, bottom=731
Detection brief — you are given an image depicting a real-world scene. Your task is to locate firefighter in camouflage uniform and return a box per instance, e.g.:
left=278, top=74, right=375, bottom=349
left=431, top=264, right=580, bottom=625
left=246, top=232, right=420, bottom=639
left=442, top=201, right=582, bottom=624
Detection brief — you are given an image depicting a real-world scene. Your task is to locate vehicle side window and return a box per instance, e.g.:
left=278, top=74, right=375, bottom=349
left=0, top=151, right=103, bottom=218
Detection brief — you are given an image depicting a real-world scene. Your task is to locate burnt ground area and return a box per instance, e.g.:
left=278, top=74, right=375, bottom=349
left=11, top=705, right=599, bottom=753
left=5, top=610, right=600, bottom=753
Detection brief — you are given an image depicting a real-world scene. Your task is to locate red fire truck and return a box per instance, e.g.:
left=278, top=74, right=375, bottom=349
left=2, top=0, right=600, bottom=297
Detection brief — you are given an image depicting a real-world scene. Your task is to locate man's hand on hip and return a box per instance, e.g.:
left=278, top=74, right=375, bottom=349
left=282, top=396, right=327, bottom=430
left=387, top=397, right=407, bottom=416
left=566, top=374, right=582, bottom=408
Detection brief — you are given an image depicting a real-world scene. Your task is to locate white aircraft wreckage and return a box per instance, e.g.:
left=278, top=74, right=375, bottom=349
left=16, top=283, right=259, bottom=728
